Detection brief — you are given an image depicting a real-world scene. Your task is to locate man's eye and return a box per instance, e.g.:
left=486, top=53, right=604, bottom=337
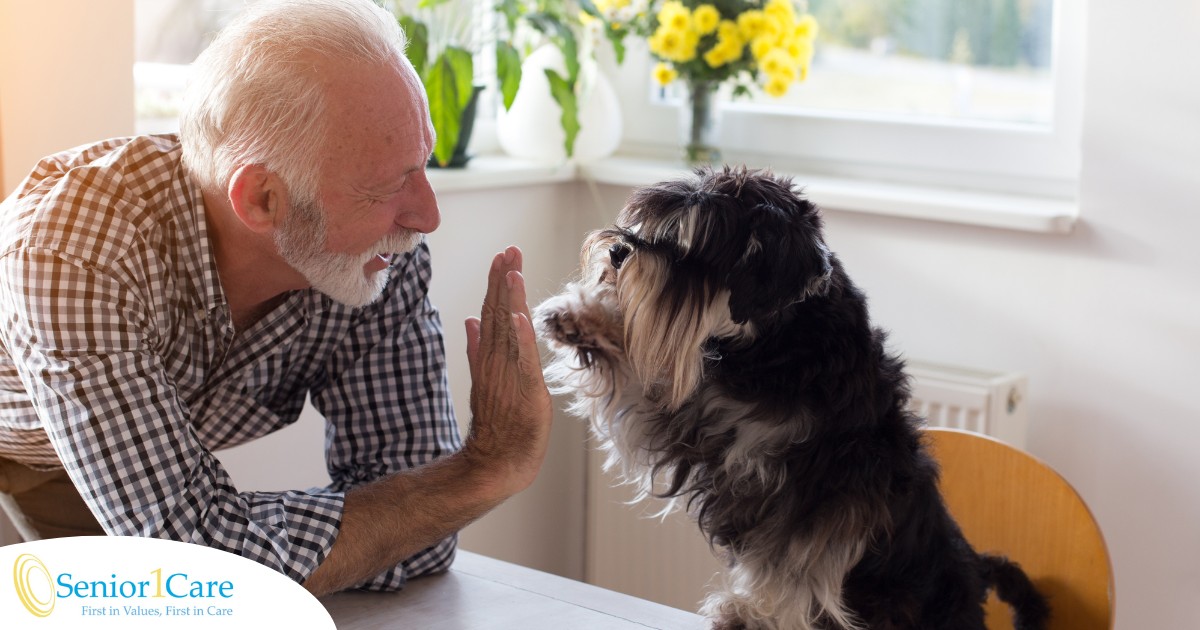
left=609, top=243, right=631, bottom=270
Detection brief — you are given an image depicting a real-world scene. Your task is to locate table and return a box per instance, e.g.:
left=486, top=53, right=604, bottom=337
left=320, top=551, right=706, bottom=629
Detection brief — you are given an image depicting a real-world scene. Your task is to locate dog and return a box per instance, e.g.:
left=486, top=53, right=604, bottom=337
left=534, top=166, right=1050, bottom=630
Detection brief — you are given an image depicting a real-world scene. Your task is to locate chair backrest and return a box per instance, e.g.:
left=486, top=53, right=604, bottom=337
left=924, top=427, right=1114, bottom=630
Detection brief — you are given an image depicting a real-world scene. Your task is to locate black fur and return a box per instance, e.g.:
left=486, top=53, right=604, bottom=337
left=538, top=166, right=1050, bottom=629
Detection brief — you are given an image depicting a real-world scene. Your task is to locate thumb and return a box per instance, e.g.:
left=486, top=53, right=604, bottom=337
left=465, top=317, right=481, bottom=380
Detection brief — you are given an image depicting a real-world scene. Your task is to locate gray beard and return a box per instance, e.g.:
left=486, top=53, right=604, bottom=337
left=275, top=199, right=420, bottom=307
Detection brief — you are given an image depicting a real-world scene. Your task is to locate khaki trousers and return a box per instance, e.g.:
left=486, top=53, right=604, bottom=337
left=0, top=457, right=105, bottom=541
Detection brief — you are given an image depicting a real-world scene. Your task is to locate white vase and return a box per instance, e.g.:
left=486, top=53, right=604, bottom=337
left=497, top=45, right=622, bottom=163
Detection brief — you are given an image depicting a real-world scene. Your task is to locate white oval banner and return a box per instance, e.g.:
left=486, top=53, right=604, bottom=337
left=0, top=536, right=334, bottom=629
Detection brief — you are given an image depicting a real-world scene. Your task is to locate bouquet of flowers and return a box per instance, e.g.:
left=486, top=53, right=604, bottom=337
left=586, top=0, right=818, bottom=162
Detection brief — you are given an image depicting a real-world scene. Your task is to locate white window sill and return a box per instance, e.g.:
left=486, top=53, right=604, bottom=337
left=430, top=153, right=1078, bottom=235
left=427, top=155, right=575, bottom=192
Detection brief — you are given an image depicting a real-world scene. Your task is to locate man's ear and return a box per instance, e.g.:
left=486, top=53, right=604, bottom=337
left=228, top=164, right=286, bottom=234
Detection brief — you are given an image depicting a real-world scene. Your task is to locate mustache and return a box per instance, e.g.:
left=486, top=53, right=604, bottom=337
left=370, top=230, right=421, bottom=258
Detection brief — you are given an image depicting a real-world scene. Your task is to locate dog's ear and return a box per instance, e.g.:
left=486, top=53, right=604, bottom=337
left=726, top=199, right=832, bottom=324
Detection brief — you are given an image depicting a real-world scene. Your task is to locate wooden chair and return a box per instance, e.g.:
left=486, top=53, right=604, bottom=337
left=925, top=427, right=1114, bottom=630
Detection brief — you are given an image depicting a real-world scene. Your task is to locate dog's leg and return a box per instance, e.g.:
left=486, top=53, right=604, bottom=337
left=701, top=560, right=827, bottom=630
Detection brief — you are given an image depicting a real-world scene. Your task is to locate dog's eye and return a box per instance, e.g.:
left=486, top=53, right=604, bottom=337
left=609, top=243, right=631, bottom=270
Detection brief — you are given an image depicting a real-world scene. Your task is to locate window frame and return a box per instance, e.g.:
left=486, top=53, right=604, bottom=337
left=608, top=0, right=1086, bottom=200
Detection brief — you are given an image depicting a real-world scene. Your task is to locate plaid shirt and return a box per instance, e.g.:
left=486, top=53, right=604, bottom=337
left=0, top=135, right=462, bottom=589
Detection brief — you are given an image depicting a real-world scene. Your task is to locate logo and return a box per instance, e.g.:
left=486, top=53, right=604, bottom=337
left=2, top=537, right=334, bottom=627
left=13, top=553, right=56, bottom=617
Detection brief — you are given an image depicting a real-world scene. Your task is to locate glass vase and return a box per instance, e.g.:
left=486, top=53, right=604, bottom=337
left=680, top=80, right=722, bottom=165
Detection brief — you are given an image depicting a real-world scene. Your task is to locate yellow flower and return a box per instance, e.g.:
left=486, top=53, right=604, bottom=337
left=679, top=29, right=700, bottom=61
left=656, top=27, right=683, bottom=57
left=759, top=48, right=794, bottom=77
left=785, top=37, right=814, bottom=63
left=703, top=41, right=741, bottom=68
left=750, top=36, right=774, bottom=60
left=737, top=10, right=767, bottom=40
left=794, top=14, right=819, bottom=40
left=653, top=25, right=698, bottom=62
left=761, top=13, right=785, bottom=40
left=764, top=0, right=797, bottom=23
left=653, top=62, right=678, bottom=86
left=763, top=75, right=790, bottom=97
left=717, top=19, right=740, bottom=41
left=648, top=30, right=666, bottom=56
left=703, top=47, right=726, bottom=68
left=658, top=1, right=691, bottom=33
left=692, top=5, right=720, bottom=35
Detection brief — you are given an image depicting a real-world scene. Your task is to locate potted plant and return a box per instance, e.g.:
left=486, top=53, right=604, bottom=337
left=586, top=0, right=818, bottom=164
left=390, top=0, right=607, bottom=165
left=389, top=0, right=485, bottom=167
left=494, top=0, right=597, bottom=159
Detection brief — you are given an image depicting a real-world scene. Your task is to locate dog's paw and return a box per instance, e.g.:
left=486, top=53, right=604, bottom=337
left=710, top=617, right=749, bottom=630
left=538, top=308, right=592, bottom=348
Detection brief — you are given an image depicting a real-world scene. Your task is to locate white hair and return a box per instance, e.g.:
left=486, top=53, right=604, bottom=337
left=179, top=0, right=411, bottom=206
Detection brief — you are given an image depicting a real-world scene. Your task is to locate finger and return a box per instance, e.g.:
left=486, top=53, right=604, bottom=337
left=465, top=317, right=481, bottom=379
left=507, top=313, right=522, bottom=362
left=505, top=269, right=533, bottom=322
left=481, top=251, right=503, bottom=321
left=480, top=252, right=507, bottom=354
left=495, top=246, right=523, bottom=312
left=513, top=312, right=546, bottom=383
left=490, top=249, right=520, bottom=349
left=506, top=245, right=524, bottom=274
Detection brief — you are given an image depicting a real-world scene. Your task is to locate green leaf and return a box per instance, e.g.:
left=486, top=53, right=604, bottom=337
left=442, top=46, right=474, bottom=112
left=496, top=0, right=522, bottom=32
left=577, top=0, right=601, bottom=19
left=426, top=53, right=468, bottom=167
left=559, top=28, right=579, bottom=83
left=397, top=16, right=429, bottom=77
left=417, top=0, right=451, bottom=8
left=544, top=69, right=580, bottom=158
left=496, top=41, right=522, bottom=111
left=526, top=14, right=581, bottom=83
left=605, top=28, right=627, bottom=65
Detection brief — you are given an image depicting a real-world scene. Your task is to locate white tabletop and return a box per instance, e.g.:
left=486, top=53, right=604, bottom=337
left=320, top=551, right=705, bottom=629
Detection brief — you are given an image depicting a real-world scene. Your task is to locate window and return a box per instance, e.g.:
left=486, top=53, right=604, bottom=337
left=134, top=0, right=260, bottom=134
left=760, top=0, right=1056, bottom=127
left=619, top=0, right=1085, bottom=198
left=133, top=0, right=493, bottom=135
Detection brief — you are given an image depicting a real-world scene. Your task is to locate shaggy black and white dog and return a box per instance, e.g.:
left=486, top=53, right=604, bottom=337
left=535, top=166, right=1049, bottom=630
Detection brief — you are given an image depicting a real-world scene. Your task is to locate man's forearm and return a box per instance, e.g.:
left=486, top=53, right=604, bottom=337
left=304, top=248, right=553, bottom=597
left=302, top=450, right=504, bottom=597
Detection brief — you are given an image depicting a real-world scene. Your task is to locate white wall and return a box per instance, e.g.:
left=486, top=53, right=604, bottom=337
left=424, top=183, right=589, bottom=579
left=0, top=1, right=135, bottom=194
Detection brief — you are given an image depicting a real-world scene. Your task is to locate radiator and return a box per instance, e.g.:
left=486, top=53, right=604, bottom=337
left=584, top=360, right=1029, bottom=613
left=906, top=359, right=1029, bottom=449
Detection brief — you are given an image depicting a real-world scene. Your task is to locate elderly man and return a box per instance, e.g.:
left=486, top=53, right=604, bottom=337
left=0, top=0, right=552, bottom=597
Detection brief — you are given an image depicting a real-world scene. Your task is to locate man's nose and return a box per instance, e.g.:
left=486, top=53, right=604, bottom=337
left=398, top=172, right=440, bottom=234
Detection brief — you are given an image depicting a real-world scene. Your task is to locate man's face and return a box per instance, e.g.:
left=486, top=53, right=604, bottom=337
left=276, top=59, right=438, bottom=306
left=274, top=196, right=420, bottom=307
